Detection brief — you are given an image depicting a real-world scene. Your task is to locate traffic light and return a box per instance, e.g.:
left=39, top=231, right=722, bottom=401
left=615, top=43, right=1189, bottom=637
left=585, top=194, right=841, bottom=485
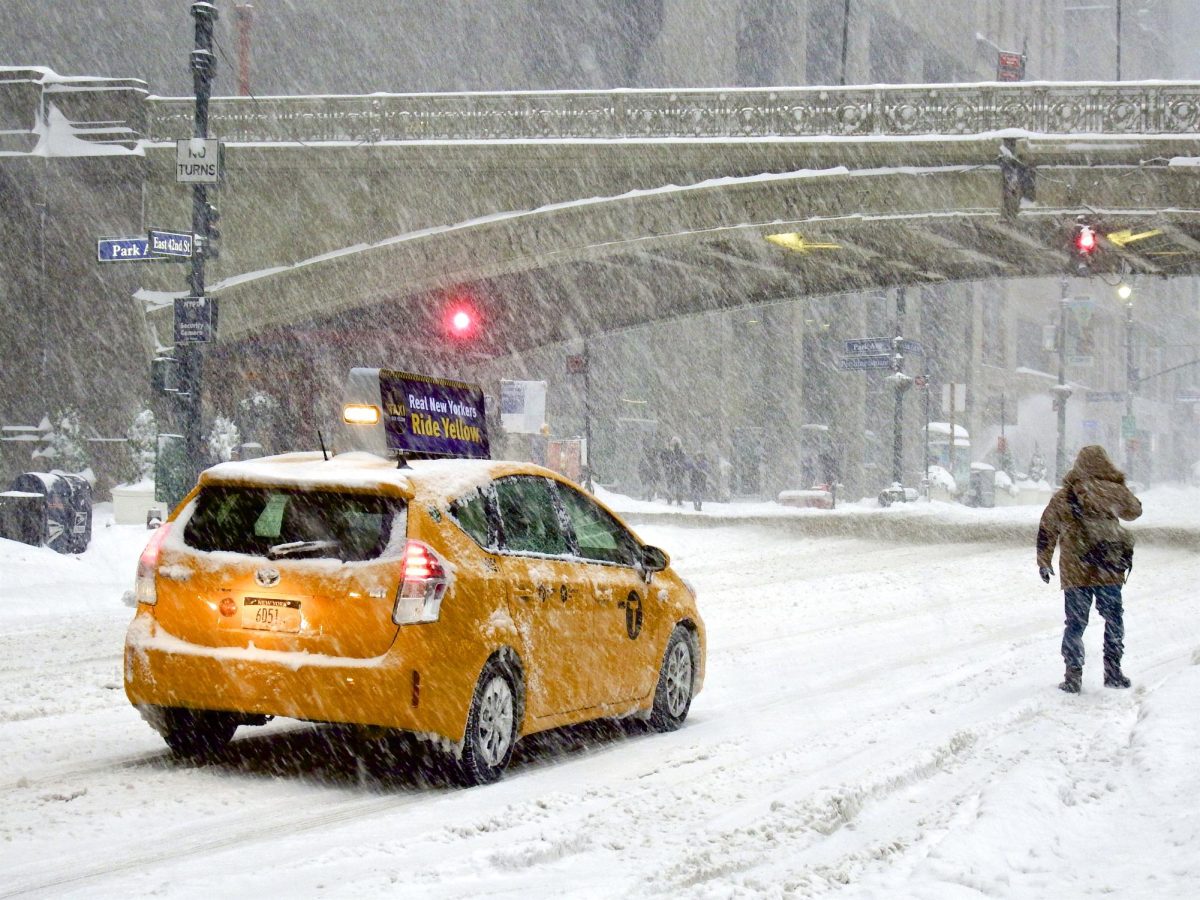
left=1071, top=223, right=1098, bottom=274
left=1075, top=224, right=1096, bottom=255
left=200, top=201, right=220, bottom=260
left=445, top=303, right=478, bottom=340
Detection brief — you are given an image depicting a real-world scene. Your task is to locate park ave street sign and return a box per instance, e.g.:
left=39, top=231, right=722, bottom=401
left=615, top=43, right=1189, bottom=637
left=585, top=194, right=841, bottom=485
left=97, top=237, right=162, bottom=262
left=844, top=337, right=924, bottom=356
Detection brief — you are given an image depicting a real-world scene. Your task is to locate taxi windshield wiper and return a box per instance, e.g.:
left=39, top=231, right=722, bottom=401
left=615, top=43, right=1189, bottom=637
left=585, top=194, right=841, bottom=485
left=266, top=539, right=341, bottom=559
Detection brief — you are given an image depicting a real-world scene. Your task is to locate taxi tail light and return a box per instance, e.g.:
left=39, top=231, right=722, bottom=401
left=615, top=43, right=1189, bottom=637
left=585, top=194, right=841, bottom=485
left=134, top=522, right=172, bottom=606
left=393, top=540, right=448, bottom=625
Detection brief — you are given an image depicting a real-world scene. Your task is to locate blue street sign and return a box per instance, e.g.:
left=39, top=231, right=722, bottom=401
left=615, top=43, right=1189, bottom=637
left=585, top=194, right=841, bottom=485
left=97, top=237, right=161, bottom=262
left=840, top=354, right=893, bottom=370
left=844, top=338, right=891, bottom=356
left=174, top=296, right=217, bottom=343
left=844, top=337, right=924, bottom=356
left=1085, top=391, right=1125, bottom=403
left=149, top=230, right=194, bottom=258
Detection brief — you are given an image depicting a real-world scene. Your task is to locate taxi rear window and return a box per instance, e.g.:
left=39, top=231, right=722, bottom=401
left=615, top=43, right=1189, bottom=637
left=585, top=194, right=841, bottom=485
left=183, top=487, right=404, bottom=561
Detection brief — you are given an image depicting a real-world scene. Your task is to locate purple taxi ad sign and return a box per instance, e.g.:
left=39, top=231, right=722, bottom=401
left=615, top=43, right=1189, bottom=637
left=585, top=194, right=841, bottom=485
left=379, top=370, right=489, bottom=459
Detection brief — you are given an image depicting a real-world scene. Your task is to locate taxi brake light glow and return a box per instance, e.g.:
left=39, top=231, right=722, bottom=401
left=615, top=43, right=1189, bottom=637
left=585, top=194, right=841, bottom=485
left=394, top=541, right=448, bottom=625
left=342, top=404, right=381, bottom=425
left=135, top=521, right=172, bottom=606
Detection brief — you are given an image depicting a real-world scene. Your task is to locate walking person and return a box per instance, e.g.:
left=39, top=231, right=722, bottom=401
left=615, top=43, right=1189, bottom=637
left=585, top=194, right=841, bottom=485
left=663, top=437, right=687, bottom=507
left=638, top=444, right=661, bottom=501
left=690, top=452, right=710, bottom=511
left=1036, top=445, right=1141, bottom=693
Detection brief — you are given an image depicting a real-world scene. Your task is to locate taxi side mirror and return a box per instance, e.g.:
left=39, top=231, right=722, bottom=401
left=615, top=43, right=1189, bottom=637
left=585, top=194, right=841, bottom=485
left=640, top=545, right=669, bottom=573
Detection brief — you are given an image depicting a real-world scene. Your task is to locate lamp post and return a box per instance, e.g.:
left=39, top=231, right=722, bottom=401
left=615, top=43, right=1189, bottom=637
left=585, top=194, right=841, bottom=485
left=839, top=0, right=851, bottom=86
left=1053, top=280, right=1073, bottom=484
left=1119, top=282, right=1135, bottom=478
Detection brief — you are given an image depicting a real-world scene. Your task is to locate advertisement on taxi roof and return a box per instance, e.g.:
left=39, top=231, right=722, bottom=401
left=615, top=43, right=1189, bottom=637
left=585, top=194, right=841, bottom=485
left=379, top=370, right=489, bottom=458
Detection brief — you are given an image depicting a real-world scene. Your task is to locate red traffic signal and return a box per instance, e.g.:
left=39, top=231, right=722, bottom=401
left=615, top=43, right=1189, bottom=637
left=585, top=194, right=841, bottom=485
left=445, top=302, right=478, bottom=340
left=1075, top=225, right=1097, bottom=254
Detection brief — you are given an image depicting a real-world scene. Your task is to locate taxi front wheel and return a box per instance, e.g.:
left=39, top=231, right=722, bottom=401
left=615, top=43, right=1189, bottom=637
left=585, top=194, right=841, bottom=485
left=453, top=659, right=518, bottom=786
left=158, top=707, right=238, bottom=758
left=649, top=626, right=695, bottom=733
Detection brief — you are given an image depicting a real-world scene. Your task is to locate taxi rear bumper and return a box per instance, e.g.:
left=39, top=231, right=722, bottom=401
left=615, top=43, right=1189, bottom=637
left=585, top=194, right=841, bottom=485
left=123, top=611, right=467, bottom=740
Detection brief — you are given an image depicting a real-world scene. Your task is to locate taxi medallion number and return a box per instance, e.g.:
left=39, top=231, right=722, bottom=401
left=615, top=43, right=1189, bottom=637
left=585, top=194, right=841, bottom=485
left=242, top=597, right=302, bottom=633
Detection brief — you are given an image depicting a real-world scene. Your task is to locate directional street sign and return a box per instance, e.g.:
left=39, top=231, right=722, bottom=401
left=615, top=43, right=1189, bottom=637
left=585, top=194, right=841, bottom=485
left=1086, top=391, right=1125, bottom=403
left=844, top=337, right=924, bottom=356
left=149, top=230, right=194, bottom=258
left=840, top=354, right=892, bottom=371
left=845, top=338, right=891, bottom=356
left=174, top=296, right=218, bottom=344
left=1122, top=415, right=1137, bottom=438
left=97, top=237, right=162, bottom=262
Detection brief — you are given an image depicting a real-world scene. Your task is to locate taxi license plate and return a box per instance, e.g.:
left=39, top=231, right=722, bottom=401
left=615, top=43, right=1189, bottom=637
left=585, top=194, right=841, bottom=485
left=242, top=597, right=302, bottom=633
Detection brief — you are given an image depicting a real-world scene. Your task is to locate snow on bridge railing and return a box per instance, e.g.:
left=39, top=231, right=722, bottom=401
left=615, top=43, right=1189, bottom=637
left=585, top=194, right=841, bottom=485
left=145, top=82, right=1200, bottom=145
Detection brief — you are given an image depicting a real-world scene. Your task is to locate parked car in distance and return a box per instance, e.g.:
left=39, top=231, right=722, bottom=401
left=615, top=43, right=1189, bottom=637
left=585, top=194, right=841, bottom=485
left=124, top=451, right=705, bottom=785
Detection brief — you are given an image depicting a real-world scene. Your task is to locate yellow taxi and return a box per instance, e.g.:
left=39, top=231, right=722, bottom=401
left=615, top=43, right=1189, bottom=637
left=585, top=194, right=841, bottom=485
left=124, top=451, right=705, bottom=785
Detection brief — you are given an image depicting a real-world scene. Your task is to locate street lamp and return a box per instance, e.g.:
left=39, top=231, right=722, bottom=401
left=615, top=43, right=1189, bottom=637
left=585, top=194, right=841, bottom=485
left=1120, top=281, right=1136, bottom=479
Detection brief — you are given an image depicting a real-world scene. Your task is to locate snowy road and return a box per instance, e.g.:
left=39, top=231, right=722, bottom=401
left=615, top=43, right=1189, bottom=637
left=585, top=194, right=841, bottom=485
left=3, top=513, right=1200, bottom=898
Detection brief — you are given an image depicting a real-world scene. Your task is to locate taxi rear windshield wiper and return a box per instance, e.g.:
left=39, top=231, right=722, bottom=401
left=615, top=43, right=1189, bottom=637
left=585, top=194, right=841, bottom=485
left=266, top=540, right=341, bottom=559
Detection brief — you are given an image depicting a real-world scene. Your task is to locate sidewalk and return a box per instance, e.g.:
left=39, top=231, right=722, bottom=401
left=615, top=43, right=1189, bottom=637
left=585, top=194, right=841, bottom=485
left=599, top=484, right=1200, bottom=548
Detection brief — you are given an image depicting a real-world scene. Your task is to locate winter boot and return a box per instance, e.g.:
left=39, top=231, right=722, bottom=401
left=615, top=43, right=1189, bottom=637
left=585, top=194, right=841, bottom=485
left=1059, top=666, right=1083, bottom=694
left=1104, top=662, right=1132, bottom=689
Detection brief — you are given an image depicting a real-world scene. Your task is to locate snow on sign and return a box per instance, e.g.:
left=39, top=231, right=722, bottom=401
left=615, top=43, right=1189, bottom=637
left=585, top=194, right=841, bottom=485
left=379, top=370, right=489, bottom=459
left=175, top=138, right=222, bottom=184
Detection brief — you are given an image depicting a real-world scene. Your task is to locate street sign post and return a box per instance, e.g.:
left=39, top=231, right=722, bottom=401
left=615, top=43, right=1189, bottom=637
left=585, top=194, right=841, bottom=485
left=176, top=138, right=223, bottom=184
left=149, top=230, right=194, bottom=258
left=96, top=237, right=164, bottom=262
left=174, top=296, right=218, bottom=344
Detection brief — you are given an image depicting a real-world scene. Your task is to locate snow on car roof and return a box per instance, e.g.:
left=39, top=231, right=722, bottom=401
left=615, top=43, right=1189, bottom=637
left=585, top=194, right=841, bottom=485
left=199, top=452, right=549, bottom=500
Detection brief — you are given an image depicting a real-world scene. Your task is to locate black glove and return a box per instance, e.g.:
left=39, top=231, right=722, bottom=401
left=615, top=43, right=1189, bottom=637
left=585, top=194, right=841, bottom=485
left=1039, top=565, right=1054, bottom=584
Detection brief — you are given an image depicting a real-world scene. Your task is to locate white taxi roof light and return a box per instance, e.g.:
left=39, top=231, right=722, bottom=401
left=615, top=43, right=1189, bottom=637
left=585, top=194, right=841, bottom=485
left=343, top=404, right=381, bottom=426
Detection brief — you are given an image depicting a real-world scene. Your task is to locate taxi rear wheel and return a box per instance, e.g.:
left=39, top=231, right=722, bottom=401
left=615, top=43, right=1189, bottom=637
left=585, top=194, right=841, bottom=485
left=159, top=707, right=238, bottom=758
left=649, top=627, right=695, bottom=733
left=454, top=660, right=518, bottom=786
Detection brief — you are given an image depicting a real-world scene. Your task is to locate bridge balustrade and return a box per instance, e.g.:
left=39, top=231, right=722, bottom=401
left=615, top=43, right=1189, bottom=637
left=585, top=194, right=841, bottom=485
left=143, top=83, right=1200, bottom=145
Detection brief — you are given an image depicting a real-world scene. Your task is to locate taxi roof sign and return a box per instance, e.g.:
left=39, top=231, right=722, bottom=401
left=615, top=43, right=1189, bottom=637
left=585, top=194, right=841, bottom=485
left=343, top=369, right=489, bottom=460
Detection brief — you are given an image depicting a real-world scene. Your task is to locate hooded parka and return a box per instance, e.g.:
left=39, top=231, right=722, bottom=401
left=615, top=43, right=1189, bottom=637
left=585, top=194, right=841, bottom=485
left=1036, top=445, right=1142, bottom=589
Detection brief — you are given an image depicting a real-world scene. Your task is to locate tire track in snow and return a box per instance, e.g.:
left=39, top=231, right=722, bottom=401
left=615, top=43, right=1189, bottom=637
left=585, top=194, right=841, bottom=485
left=0, top=788, right=430, bottom=897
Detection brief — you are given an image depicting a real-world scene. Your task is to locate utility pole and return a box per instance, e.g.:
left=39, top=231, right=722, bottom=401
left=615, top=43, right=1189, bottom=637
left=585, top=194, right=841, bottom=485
left=180, top=1, right=218, bottom=482
left=1053, top=280, right=1072, bottom=484
left=890, top=287, right=913, bottom=487
left=1123, top=284, right=1135, bottom=479
left=839, top=0, right=852, bottom=86
left=1116, top=0, right=1123, bottom=81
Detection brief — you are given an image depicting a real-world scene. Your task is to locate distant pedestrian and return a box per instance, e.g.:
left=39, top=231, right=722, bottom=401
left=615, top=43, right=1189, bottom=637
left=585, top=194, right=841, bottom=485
left=638, top=445, right=661, bottom=501
left=690, top=453, right=710, bottom=511
left=662, top=437, right=687, bottom=507
left=1036, top=445, right=1142, bottom=693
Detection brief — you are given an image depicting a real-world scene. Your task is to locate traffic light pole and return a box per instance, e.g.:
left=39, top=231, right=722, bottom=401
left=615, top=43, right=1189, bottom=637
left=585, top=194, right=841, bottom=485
left=1053, top=280, right=1072, bottom=484
left=180, top=2, right=218, bottom=482
left=1124, top=297, right=1135, bottom=479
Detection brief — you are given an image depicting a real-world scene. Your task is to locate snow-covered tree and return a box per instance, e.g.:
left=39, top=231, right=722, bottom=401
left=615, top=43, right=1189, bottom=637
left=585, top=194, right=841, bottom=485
left=126, top=409, right=157, bottom=483
left=1028, top=444, right=1047, bottom=483
left=207, top=415, right=241, bottom=464
left=237, top=389, right=282, bottom=452
left=40, top=407, right=90, bottom=473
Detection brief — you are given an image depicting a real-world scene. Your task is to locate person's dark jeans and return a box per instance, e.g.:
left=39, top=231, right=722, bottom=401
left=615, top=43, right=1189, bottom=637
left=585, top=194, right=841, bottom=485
left=1061, top=585, right=1124, bottom=669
